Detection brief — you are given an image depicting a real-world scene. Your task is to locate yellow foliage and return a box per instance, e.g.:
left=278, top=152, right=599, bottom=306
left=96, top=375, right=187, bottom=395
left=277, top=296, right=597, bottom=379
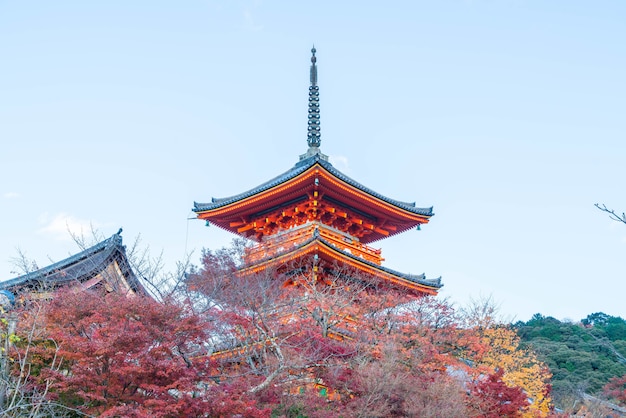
left=477, top=326, right=552, bottom=417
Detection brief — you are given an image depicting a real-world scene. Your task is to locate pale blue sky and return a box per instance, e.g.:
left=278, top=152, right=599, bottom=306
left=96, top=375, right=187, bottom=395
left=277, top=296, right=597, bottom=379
left=1, top=1, right=625, bottom=322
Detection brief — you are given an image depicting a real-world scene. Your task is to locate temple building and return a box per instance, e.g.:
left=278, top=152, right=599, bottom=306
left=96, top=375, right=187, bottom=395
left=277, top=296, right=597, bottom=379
left=194, top=48, right=441, bottom=296
left=0, top=229, right=146, bottom=301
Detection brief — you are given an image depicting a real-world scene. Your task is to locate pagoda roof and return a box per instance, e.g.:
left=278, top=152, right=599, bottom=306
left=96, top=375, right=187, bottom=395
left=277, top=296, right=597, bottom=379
left=0, top=230, right=146, bottom=295
left=194, top=153, right=433, bottom=243
left=195, top=153, right=433, bottom=217
left=239, top=227, right=442, bottom=295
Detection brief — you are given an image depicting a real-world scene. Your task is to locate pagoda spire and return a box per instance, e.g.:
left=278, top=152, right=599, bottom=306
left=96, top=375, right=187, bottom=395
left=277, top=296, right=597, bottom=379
left=299, top=46, right=328, bottom=162
left=307, top=46, right=321, bottom=149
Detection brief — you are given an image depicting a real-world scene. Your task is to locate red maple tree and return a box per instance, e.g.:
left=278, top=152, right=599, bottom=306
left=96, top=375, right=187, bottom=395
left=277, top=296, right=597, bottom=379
left=42, top=291, right=215, bottom=417
left=604, top=374, right=626, bottom=406
left=468, top=369, right=528, bottom=418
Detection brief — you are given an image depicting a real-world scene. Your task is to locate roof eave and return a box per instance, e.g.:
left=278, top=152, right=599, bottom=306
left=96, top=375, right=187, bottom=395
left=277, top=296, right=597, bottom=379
left=194, top=156, right=433, bottom=218
left=239, top=235, right=442, bottom=292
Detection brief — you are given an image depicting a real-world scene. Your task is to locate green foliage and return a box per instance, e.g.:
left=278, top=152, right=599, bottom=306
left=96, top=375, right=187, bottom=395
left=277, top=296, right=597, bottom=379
left=516, top=312, right=626, bottom=409
left=582, top=312, right=612, bottom=327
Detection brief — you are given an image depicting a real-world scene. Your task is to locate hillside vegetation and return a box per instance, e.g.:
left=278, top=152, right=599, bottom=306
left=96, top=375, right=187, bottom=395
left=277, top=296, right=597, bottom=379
left=515, top=312, right=626, bottom=409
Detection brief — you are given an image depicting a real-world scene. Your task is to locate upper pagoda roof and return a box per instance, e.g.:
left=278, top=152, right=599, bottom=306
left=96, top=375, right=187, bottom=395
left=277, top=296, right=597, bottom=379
left=193, top=152, right=433, bottom=243
left=194, top=153, right=433, bottom=217
left=0, top=230, right=146, bottom=296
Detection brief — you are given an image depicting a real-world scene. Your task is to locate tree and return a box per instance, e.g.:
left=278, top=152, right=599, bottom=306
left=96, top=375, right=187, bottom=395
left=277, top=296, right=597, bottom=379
left=0, top=297, right=79, bottom=417
left=468, top=369, right=528, bottom=418
left=291, top=262, right=370, bottom=339
left=42, top=290, right=212, bottom=417
left=346, top=347, right=469, bottom=418
left=583, top=312, right=612, bottom=327
left=603, top=374, right=626, bottom=407
left=479, top=326, right=553, bottom=416
left=464, top=299, right=554, bottom=417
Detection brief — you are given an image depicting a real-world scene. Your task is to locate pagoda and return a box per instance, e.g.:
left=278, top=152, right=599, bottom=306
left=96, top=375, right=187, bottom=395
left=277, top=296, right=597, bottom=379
left=193, top=48, right=441, bottom=296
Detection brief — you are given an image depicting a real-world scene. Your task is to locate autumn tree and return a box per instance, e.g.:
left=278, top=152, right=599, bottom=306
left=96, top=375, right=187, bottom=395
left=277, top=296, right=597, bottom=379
left=0, top=290, right=86, bottom=417
left=463, top=299, right=554, bottom=417
left=604, top=374, right=626, bottom=407
left=42, top=290, right=212, bottom=417
left=342, top=337, right=471, bottom=418
left=290, top=261, right=370, bottom=339
left=187, top=251, right=368, bottom=405
left=467, top=369, right=527, bottom=418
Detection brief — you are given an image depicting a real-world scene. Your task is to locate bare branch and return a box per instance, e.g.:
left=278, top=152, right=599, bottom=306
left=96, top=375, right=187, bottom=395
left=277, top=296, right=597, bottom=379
left=8, top=248, right=39, bottom=276
left=595, top=203, right=626, bottom=225
left=67, top=223, right=104, bottom=251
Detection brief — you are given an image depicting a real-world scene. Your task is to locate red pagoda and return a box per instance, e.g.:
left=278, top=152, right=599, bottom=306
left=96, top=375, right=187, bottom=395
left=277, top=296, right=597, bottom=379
left=194, top=48, right=441, bottom=296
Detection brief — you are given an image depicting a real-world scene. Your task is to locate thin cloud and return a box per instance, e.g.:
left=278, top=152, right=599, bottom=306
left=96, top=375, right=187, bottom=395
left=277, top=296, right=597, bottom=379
left=329, top=155, right=351, bottom=174
left=3, top=192, right=19, bottom=199
left=242, top=3, right=263, bottom=32
left=38, top=213, right=102, bottom=241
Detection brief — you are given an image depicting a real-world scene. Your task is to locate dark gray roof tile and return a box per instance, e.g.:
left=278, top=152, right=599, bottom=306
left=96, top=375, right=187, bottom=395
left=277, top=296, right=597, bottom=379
left=0, top=231, right=145, bottom=294
left=243, top=231, right=442, bottom=290
left=194, top=155, right=433, bottom=217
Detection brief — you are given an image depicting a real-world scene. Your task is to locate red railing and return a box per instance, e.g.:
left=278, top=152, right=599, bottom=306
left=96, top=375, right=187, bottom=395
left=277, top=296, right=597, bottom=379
left=244, top=223, right=383, bottom=265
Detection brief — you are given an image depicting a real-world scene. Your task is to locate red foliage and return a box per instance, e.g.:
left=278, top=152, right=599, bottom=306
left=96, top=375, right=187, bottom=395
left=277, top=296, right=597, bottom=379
left=604, top=374, right=626, bottom=406
left=3, top=242, right=558, bottom=417
left=468, top=369, right=528, bottom=418
left=43, top=291, right=213, bottom=416
left=28, top=248, right=545, bottom=417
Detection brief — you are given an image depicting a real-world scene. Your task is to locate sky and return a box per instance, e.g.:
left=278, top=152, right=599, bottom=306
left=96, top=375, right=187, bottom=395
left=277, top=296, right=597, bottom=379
left=1, top=1, right=625, bottom=323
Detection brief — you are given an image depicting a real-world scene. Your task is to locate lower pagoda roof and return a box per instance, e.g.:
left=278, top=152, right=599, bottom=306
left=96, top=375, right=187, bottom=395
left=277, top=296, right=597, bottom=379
left=0, top=230, right=146, bottom=296
left=239, top=227, right=442, bottom=296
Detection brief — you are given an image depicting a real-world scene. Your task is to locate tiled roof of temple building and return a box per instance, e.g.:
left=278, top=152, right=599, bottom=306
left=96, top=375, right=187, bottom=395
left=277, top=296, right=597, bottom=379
left=0, top=230, right=146, bottom=296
